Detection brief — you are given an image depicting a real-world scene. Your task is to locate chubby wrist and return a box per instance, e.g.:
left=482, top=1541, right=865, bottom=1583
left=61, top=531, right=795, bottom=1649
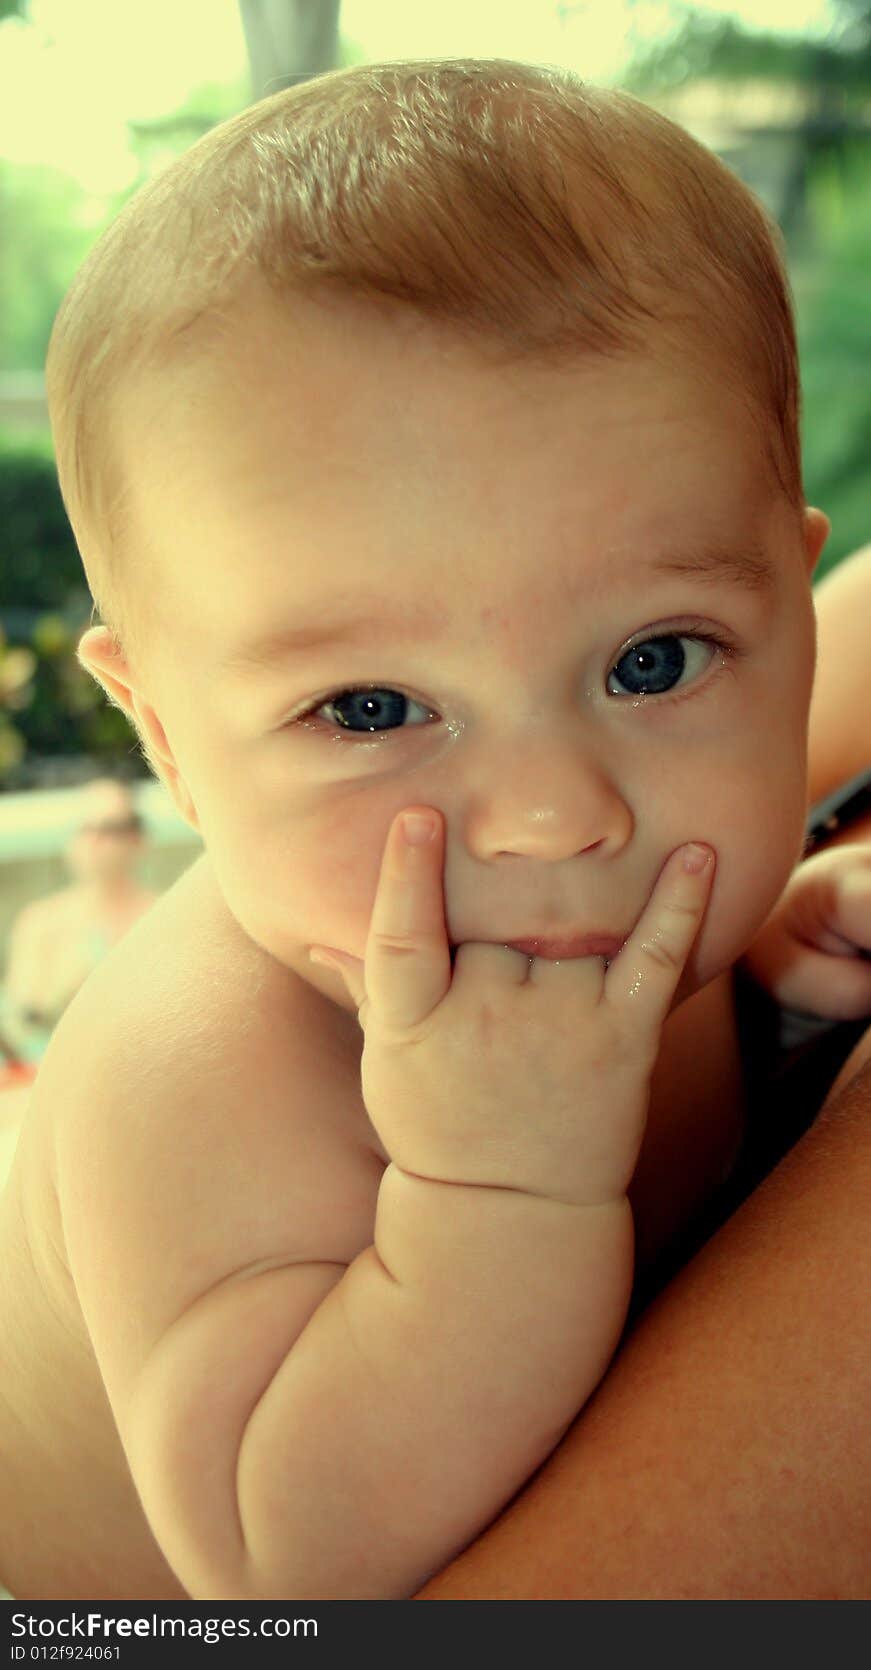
left=369, top=1128, right=641, bottom=1209
left=374, top=1162, right=633, bottom=1295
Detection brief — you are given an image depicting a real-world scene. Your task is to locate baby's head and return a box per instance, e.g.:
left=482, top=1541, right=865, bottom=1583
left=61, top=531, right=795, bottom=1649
left=46, top=58, right=828, bottom=1014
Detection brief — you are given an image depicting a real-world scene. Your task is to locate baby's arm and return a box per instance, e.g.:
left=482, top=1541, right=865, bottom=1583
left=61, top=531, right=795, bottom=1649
left=53, top=816, right=712, bottom=1602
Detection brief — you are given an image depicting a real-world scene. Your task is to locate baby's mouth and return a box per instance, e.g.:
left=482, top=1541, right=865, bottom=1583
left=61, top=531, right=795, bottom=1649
left=449, top=934, right=625, bottom=964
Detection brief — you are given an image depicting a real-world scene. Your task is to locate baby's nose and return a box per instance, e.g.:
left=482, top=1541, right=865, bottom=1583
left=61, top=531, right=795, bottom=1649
left=462, top=748, right=634, bottom=863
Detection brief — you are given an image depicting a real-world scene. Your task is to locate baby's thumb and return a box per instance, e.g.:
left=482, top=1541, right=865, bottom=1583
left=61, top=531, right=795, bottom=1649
left=309, top=946, right=367, bottom=1014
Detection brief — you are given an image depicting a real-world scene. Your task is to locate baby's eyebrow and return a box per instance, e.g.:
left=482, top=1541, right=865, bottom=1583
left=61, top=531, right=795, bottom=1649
left=219, top=603, right=451, bottom=675
left=219, top=541, right=777, bottom=676
left=652, top=542, right=777, bottom=594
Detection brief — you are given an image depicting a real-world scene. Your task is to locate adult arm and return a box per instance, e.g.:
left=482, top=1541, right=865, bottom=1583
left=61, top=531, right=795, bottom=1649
left=804, top=541, right=871, bottom=803
left=417, top=1051, right=871, bottom=1599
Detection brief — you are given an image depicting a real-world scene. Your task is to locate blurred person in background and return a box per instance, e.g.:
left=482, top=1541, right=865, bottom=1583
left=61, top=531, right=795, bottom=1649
left=0, top=777, right=158, bottom=1068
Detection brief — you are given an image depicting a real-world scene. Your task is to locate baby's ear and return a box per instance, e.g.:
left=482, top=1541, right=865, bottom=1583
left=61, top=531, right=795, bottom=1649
left=803, top=507, right=830, bottom=575
left=76, top=625, right=201, bottom=833
left=76, top=625, right=138, bottom=721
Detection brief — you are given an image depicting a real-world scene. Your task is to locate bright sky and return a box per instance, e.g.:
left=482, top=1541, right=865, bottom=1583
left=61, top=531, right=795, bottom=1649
left=0, top=0, right=838, bottom=194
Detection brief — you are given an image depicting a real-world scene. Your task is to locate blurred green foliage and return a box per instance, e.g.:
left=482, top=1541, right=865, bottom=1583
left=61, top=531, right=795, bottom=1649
left=0, top=440, right=145, bottom=786
left=624, top=8, right=871, bottom=98
left=0, top=163, right=101, bottom=373
left=797, top=144, right=871, bottom=570
left=624, top=0, right=871, bottom=579
left=0, top=72, right=252, bottom=787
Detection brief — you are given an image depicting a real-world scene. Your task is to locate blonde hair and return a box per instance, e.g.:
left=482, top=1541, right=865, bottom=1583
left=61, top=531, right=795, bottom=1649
left=45, top=57, right=802, bottom=675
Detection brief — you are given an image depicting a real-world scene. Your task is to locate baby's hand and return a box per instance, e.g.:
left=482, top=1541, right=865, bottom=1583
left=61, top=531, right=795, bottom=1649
left=740, top=842, right=871, bottom=1020
left=311, top=810, right=715, bottom=1205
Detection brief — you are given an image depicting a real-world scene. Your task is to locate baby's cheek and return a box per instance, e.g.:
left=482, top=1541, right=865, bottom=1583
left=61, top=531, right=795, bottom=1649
left=294, top=802, right=400, bottom=949
left=699, top=811, right=803, bottom=983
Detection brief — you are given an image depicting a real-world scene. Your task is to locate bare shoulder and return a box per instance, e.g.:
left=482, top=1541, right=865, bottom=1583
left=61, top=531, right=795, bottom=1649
left=50, top=851, right=337, bottom=1080
left=47, top=850, right=375, bottom=1210
left=32, top=853, right=381, bottom=1380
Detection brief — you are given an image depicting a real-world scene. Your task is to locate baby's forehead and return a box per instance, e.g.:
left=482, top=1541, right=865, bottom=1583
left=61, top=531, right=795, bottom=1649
left=121, top=286, right=787, bottom=579
left=140, top=283, right=756, bottom=449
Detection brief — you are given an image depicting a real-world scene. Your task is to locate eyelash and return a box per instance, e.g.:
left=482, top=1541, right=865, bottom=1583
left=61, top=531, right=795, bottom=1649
left=288, top=623, right=741, bottom=745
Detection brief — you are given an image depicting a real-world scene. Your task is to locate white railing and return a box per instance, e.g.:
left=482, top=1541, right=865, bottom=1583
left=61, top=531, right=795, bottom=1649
left=0, top=776, right=199, bottom=862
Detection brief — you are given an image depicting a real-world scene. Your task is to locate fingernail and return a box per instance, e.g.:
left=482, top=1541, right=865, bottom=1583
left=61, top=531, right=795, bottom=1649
left=309, top=948, right=344, bottom=971
left=402, top=812, right=436, bottom=846
left=683, top=843, right=713, bottom=875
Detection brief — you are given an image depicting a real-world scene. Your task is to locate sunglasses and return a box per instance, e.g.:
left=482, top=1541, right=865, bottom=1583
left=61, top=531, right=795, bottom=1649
left=78, top=816, right=144, bottom=837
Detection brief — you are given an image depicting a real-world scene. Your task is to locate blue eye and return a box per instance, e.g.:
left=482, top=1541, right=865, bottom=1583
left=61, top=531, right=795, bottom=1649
left=608, top=633, right=716, bottom=698
left=294, top=629, right=735, bottom=742
left=313, top=687, right=432, bottom=737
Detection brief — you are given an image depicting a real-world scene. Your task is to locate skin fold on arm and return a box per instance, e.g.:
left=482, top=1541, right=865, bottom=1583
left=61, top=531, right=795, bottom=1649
left=416, top=544, right=871, bottom=1600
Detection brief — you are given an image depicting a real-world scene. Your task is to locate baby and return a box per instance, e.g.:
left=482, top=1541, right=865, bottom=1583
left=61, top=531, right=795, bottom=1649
left=1, top=59, right=867, bottom=1602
